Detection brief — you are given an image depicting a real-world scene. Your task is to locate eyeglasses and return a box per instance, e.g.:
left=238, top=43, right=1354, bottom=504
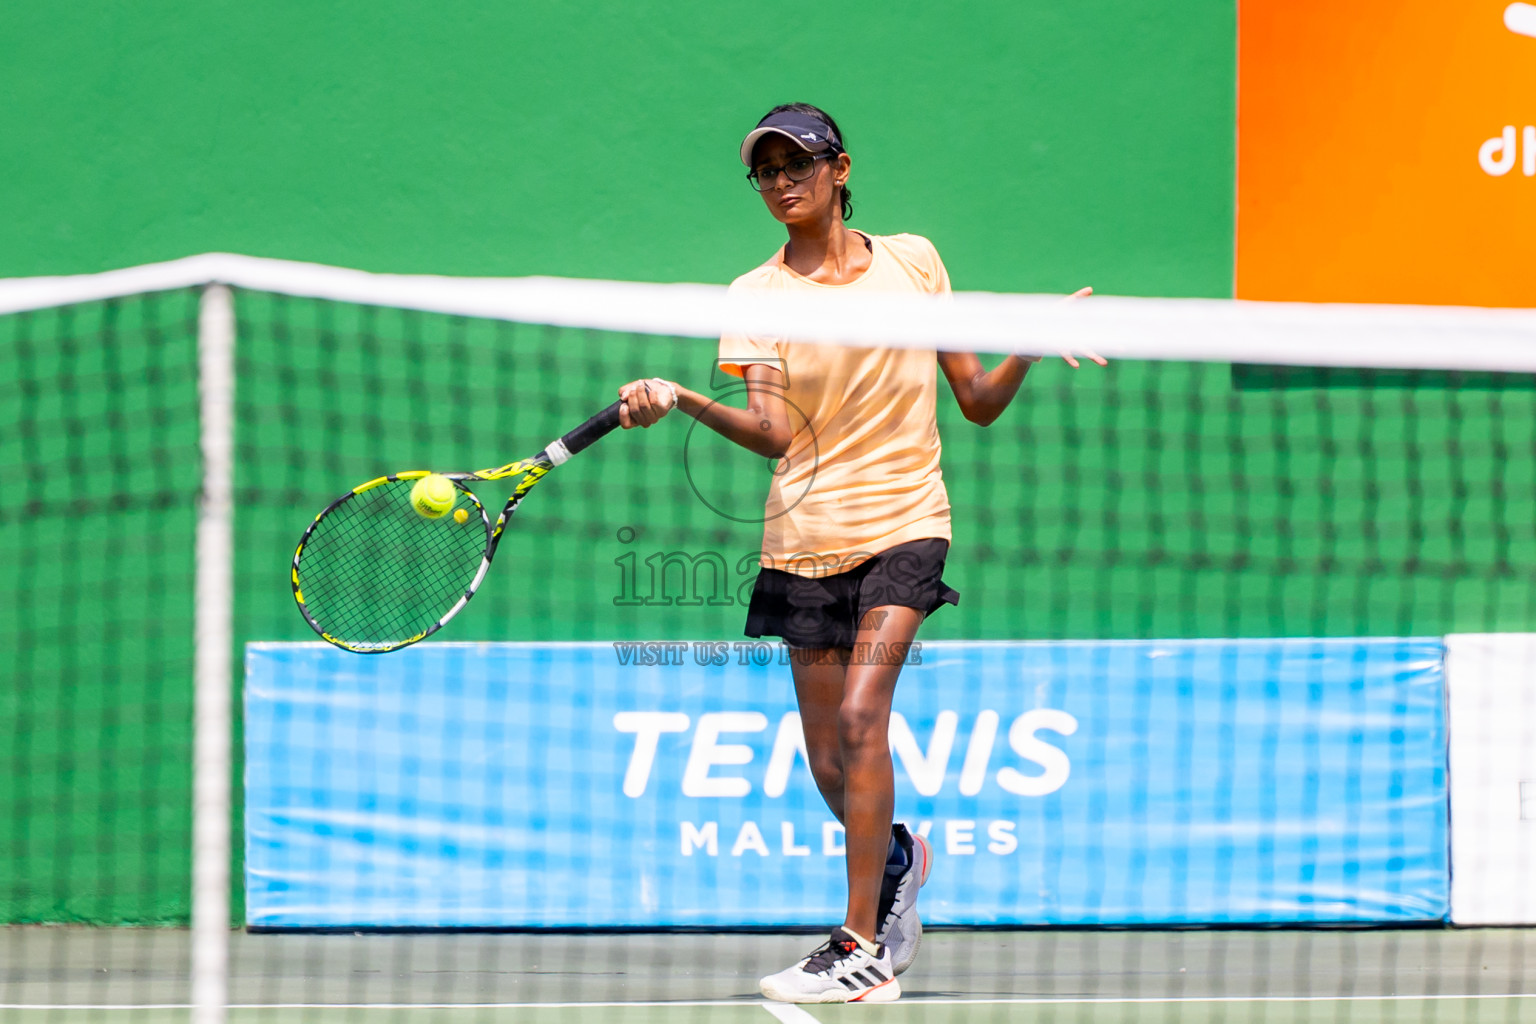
left=746, top=152, right=835, bottom=192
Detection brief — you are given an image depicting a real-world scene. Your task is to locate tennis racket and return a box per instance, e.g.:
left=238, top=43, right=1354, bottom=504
left=292, top=401, right=623, bottom=653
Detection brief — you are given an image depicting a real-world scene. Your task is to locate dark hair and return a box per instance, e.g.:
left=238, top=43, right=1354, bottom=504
left=760, top=102, right=853, bottom=221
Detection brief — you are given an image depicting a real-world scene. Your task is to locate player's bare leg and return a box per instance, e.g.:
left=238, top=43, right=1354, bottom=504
left=835, top=605, right=923, bottom=939
left=792, top=648, right=851, bottom=822
left=789, top=607, right=923, bottom=939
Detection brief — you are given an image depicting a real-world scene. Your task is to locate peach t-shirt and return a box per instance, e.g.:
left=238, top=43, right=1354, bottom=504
left=719, top=232, right=952, bottom=578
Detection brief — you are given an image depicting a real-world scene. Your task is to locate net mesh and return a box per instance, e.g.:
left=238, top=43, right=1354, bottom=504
left=2, top=277, right=1534, bottom=1021
left=1, top=291, right=200, bottom=929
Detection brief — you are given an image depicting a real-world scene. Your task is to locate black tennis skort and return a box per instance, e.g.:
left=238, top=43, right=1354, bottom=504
left=744, top=538, right=960, bottom=649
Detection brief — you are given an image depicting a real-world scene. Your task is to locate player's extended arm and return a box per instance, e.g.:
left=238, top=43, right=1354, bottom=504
left=940, top=286, right=1102, bottom=426
left=938, top=351, right=1038, bottom=427
left=619, top=363, right=793, bottom=459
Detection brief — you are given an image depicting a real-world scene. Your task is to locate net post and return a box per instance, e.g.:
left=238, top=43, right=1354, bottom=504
left=192, top=283, right=235, bottom=1024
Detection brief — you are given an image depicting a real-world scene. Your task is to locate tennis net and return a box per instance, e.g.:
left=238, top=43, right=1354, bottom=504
left=2, top=255, right=1535, bottom=1022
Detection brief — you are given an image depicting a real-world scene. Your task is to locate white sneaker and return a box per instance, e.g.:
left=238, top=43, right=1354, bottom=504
left=759, top=927, right=902, bottom=1003
left=876, top=823, right=933, bottom=975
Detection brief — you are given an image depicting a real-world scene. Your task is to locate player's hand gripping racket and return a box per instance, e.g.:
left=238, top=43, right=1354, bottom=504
left=292, top=402, right=623, bottom=653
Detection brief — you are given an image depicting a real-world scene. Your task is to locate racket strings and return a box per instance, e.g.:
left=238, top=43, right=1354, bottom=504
left=298, top=482, right=489, bottom=648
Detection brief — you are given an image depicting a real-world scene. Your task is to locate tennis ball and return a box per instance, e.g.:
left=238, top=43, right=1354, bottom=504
left=410, top=474, right=455, bottom=519
left=453, top=508, right=469, bottom=525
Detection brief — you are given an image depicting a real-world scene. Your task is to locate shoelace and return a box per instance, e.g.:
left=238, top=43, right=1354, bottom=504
left=803, top=938, right=860, bottom=974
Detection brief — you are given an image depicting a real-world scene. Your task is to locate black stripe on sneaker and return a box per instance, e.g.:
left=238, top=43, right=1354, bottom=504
left=849, top=970, right=872, bottom=987
left=840, top=976, right=860, bottom=990
left=865, top=965, right=888, bottom=983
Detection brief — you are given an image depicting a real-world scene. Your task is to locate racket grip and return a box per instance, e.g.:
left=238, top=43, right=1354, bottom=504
left=550, top=401, right=623, bottom=462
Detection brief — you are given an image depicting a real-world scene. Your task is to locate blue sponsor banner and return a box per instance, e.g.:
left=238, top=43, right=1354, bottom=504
left=244, top=639, right=1448, bottom=928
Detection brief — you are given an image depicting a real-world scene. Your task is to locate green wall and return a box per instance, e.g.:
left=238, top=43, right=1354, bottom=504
left=0, top=1, right=1244, bottom=924
left=2, top=0, right=1235, bottom=296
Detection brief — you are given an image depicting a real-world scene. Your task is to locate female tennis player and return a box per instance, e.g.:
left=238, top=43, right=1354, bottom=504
left=617, top=102, right=1097, bottom=1004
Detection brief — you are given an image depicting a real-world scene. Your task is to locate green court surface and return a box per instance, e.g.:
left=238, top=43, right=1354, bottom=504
left=3, top=928, right=1534, bottom=1022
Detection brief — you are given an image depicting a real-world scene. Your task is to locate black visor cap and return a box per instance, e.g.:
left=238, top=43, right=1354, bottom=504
left=740, top=110, right=841, bottom=166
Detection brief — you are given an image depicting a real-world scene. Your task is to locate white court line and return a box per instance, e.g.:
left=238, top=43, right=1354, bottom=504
left=5, top=993, right=1536, bottom=1010
left=762, top=1003, right=822, bottom=1023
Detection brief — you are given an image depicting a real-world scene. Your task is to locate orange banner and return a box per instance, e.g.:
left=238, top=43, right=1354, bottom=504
left=1237, top=1, right=1536, bottom=307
